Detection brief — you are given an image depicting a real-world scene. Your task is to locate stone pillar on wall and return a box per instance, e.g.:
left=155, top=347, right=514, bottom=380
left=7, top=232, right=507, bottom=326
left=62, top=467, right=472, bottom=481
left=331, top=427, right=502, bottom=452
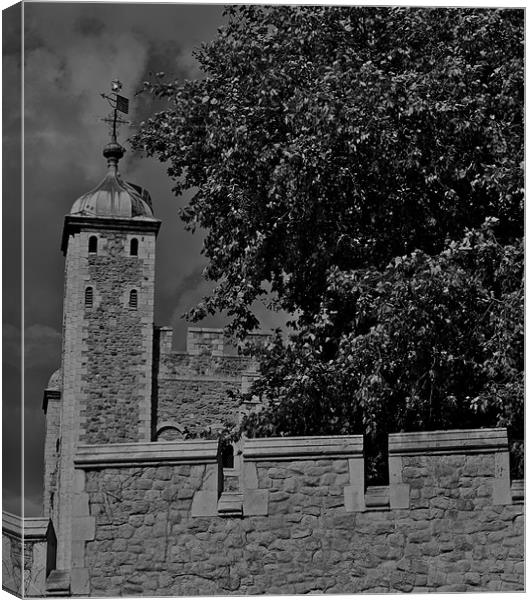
left=157, top=326, right=173, bottom=354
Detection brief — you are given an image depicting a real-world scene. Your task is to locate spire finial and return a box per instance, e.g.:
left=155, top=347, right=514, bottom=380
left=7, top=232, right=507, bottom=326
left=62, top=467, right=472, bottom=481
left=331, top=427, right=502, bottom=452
left=100, top=80, right=130, bottom=169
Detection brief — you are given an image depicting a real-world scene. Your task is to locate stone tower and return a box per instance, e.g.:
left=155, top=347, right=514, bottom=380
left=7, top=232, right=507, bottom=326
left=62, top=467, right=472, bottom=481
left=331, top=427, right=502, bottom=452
left=51, top=139, right=161, bottom=569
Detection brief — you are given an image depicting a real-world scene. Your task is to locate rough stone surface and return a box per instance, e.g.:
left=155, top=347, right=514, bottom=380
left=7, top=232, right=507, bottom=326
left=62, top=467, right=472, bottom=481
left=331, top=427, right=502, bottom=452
left=81, top=231, right=155, bottom=444
left=81, top=451, right=524, bottom=596
left=42, top=388, right=61, bottom=527
left=155, top=340, right=258, bottom=436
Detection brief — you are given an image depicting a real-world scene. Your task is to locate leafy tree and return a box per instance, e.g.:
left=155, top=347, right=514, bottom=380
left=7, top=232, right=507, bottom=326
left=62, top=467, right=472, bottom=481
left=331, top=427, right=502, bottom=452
left=134, top=6, right=523, bottom=334
left=134, top=7, right=523, bottom=478
left=240, top=221, right=523, bottom=480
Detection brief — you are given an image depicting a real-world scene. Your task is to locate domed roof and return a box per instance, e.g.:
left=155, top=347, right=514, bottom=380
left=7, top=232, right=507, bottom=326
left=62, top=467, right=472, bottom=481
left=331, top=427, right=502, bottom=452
left=69, top=142, right=154, bottom=219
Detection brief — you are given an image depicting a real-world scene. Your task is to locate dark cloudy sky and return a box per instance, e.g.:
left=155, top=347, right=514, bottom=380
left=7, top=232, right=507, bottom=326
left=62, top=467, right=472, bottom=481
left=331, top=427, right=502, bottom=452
left=3, top=2, right=289, bottom=517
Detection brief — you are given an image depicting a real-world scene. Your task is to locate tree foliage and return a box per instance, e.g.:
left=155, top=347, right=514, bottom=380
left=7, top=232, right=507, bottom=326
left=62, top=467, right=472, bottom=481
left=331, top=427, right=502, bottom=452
left=134, top=6, right=523, bottom=334
left=240, top=221, right=523, bottom=480
left=134, top=7, right=523, bottom=479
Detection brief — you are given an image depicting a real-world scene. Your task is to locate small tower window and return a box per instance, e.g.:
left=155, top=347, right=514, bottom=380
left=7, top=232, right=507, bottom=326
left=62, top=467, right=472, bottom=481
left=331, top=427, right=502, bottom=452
left=130, top=238, right=139, bottom=256
left=85, top=286, right=93, bottom=308
left=129, top=289, right=138, bottom=309
left=88, top=236, right=98, bottom=254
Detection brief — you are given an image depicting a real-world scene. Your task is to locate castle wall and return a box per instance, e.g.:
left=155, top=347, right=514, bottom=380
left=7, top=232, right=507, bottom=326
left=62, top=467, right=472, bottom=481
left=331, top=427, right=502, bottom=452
left=71, top=428, right=524, bottom=596
left=154, top=327, right=264, bottom=436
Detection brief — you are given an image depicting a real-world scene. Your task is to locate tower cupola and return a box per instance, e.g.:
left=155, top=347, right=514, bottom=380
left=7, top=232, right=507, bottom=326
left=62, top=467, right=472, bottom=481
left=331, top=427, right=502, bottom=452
left=69, top=141, right=154, bottom=219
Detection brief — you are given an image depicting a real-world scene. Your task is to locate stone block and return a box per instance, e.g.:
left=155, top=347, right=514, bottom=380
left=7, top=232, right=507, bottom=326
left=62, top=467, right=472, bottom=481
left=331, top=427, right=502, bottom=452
left=388, top=455, right=403, bottom=485
left=390, top=483, right=410, bottom=509
left=202, top=464, right=221, bottom=491
left=242, top=462, right=259, bottom=489
left=74, top=469, right=86, bottom=493
left=492, top=452, right=511, bottom=506
left=191, top=490, right=218, bottom=517
left=243, top=490, right=269, bottom=516
left=218, top=492, right=243, bottom=516
left=72, top=516, right=96, bottom=541
left=72, top=493, right=90, bottom=516
left=348, top=457, right=364, bottom=485
left=71, top=568, right=90, bottom=595
left=71, top=541, right=85, bottom=568
left=344, top=485, right=365, bottom=512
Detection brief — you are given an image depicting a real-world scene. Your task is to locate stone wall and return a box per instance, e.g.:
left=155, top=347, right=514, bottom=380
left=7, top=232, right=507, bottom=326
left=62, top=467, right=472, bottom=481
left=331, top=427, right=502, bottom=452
left=71, top=427, right=523, bottom=596
left=81, top=229, right=156, bottom=444
left=42, top=370, right=62, bottom=525
left=2, top=513, right=56, bottom=597
left=154, top=327, right=266, bottom=437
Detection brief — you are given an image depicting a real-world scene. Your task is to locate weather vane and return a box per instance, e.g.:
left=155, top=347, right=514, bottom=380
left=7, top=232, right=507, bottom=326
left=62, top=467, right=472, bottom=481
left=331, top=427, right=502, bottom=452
left=100, top=80, right=130, bottom=143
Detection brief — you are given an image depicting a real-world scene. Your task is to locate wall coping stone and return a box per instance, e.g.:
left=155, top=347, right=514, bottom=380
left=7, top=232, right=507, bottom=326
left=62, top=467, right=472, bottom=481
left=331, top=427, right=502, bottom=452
left=158, top=375, right=242, bottom=383
left=388, top=427, right=508, bottom=455
left=163, top=353, right=248, bottom=362
left=187, top=327, right=227, bottom=334
left=74, top=440, right=219, bottom=468
left=243, top=435, right=363, bottom=461
left=46, top=569, right=71, bottom=596
left=2, top=512, right=51, bottom=540
left=2, top=511, right=22, bottom=537
left=511, top=479, right=524, bottom=503
left=23, top=518, right=52, bottom=540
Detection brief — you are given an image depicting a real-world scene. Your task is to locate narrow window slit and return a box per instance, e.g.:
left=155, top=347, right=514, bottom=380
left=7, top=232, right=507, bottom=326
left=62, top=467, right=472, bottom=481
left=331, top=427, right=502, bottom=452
left=88, top=236, right=98, bottom=254
left=85, top=286, right=93, bottom=308
left=129, top=289, right=138, bottom=309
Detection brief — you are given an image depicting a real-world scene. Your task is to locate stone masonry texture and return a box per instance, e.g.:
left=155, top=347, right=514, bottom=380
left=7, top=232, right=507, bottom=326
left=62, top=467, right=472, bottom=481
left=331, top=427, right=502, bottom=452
left=80, top=448, right=524, bottom=595
left=155, top=333, right=258, bottom=436
left=81, top=231, right=155, bottom=444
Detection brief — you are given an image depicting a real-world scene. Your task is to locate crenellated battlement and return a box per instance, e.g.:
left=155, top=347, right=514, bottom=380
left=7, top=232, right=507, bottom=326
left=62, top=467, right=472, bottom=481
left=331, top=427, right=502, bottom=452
left=153, top=327, right=267, bottom=439
left=7, top=427, right=524, bottom=596
left=54, top=426, right=524, bottom=595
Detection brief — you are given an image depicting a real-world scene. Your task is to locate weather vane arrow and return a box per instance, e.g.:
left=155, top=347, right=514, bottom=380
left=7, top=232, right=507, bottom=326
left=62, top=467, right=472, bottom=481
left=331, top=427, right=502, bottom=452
left=100, top=79, right=131, bottom=143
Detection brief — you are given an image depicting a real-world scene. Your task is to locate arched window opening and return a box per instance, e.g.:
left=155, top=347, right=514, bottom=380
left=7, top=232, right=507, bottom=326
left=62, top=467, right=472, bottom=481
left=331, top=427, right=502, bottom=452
left=221, top=444, right=234, bottom=469
left=88, top=236, right=98, bottom=254
left=129, top=289, right=138, bottom=309
left=85, top=286, right=93, bottom=308
left=130, top=238, right=139, bottom=256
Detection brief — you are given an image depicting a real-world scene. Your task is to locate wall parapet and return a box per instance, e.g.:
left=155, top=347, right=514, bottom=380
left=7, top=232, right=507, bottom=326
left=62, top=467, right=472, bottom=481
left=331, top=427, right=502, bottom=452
left=243, top=435, right=363, bottom=461
left=388, top=427, right=512, bottom=510
left=388, top=427, right=508, bottom=455
left=74, top=439, right=219, bottom=468
left=62, top=427, right=523, bottom=594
